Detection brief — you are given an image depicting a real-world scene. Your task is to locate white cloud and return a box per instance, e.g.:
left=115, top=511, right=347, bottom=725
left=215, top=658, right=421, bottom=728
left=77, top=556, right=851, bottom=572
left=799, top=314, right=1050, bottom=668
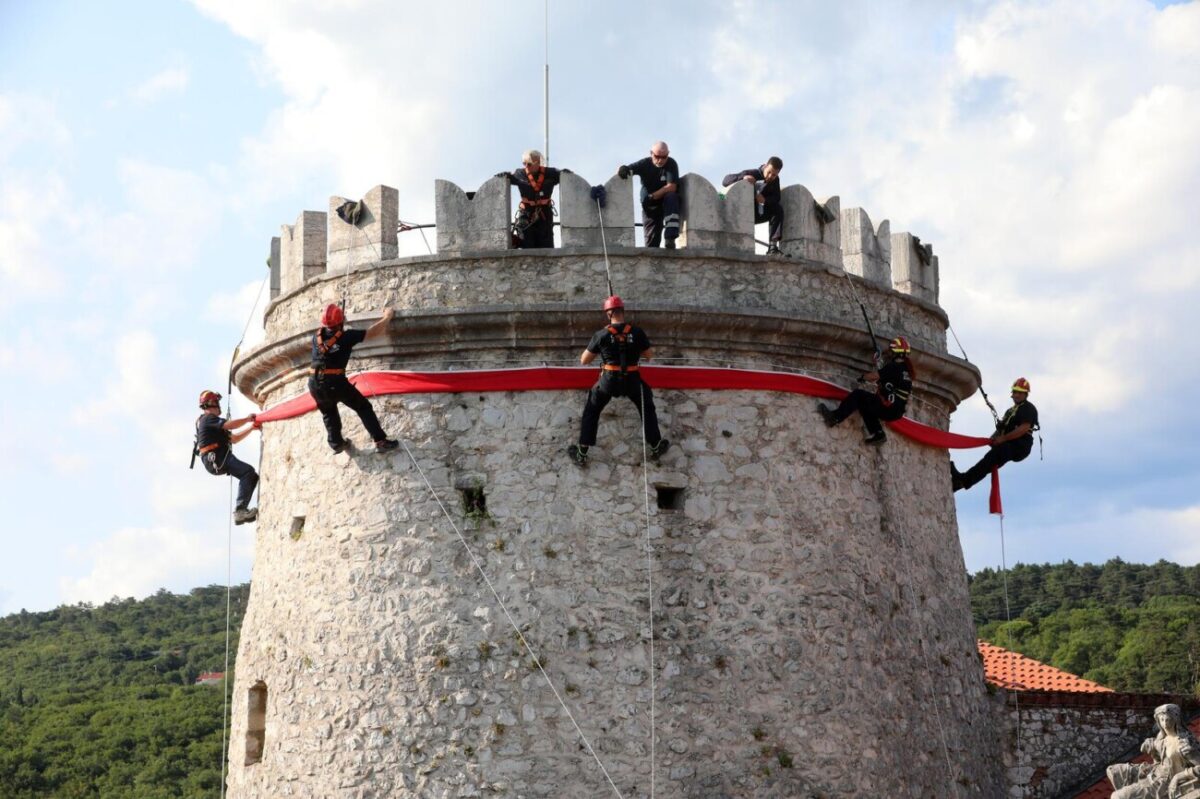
left=59, top=524, right=253, bottom=606
left=130, top=66, right=190, bottom=103
left=203, top=278, right=271, bottom=351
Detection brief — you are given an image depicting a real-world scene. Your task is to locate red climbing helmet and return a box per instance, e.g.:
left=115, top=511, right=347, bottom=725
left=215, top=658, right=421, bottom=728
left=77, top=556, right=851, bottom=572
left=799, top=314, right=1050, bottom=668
left=320, top=303, right=345, bottom=328
left=602, top=295, right=624, bottom=312
left=198, top=390, right=222, bottom=409
left=888, top=336, right=911, bottom=355
left=1011, top=377, right=1031, bottom=394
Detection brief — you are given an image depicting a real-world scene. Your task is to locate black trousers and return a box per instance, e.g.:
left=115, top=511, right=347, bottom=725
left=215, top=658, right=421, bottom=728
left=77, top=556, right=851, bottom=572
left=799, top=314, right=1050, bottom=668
left=308, top=375, right=387, bottom=449
left=579, top=373, right=662, bottom=447
left=832, top=389, right=905, bottom=436
left=204, top=450, right=259, bottom=511
left=959, top=441, right=1032, bottom=490
left=642, top=193, right=681, bottom=247
left=757, top=200, right=784, bottom=242
left=516, top=206, right=554, bottom=249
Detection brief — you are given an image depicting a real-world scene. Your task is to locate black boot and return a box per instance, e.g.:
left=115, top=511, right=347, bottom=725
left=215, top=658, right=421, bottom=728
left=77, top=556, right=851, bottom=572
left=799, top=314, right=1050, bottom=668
left=650, top=439, right=671, bottom=460
left=567, top=443, right=589, bottom=466
left=817, top=403, right=838, bottom=427
left=864, top=431, right=887, bottom=445
left=375, top=439, right=399, bottom=452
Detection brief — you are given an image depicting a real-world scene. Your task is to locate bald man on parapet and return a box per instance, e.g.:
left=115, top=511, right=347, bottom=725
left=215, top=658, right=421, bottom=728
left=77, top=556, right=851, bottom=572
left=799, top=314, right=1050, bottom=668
left=617, top=141, right=681, bottom=249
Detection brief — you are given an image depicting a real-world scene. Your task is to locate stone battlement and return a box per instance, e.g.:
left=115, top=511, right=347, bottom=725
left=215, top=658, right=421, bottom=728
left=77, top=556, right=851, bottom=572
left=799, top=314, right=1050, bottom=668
left=269, top=174, right=940, bottom=306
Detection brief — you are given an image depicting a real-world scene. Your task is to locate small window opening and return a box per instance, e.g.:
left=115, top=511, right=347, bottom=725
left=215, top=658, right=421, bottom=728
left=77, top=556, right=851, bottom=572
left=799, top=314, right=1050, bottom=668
left=656, top=486, right=685, bottom=511
left=289, top=517, right=305, bottom=541
left=245, top=681, right=267, bottom=766
left=460, top=486, right=487, bottom=518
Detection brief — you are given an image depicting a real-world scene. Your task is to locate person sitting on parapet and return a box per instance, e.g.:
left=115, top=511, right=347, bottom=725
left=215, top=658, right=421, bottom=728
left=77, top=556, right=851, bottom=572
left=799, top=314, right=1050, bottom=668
left=496, top=149, right=565, bottom=249
left=309, top=303, right=400, bottom=454
left=567, top=295, right=670, bottom=466
left=193, top=390, right=260, bottom=525
left=951, top=378, right=1038, bottom=492
left=723, top=156, right=784, bottom=255
left=817, top=336, right=914, bottom=445
left=617, top=141, right=681, bottom=250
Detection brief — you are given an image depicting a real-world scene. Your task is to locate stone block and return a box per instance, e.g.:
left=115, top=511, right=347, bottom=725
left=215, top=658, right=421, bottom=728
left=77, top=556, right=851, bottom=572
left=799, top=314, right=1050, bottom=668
left=780, top=186, right=841, bottom=268
left=269, top=236, right=281, bottom=301
left=280, top=210, right=328, bottom=295
left=435, top=177, right=511, bottom=254
left=890, top=232, right=939, bottom=304
left=327, top=185, right=399, bottom=274
left=678, top=173, right=754, bottom=252
left=559, top=172, right=634, bottom=248
left=840, top=207, right=891, bottom=287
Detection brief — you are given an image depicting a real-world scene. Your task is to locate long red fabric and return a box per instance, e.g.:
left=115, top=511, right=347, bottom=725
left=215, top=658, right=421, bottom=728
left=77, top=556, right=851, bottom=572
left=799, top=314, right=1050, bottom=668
left=255, top=365, right=1000, bottom=506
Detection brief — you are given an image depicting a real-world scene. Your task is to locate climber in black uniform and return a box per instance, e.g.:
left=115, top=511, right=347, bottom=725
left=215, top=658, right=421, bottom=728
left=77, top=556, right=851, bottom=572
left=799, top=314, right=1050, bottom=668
left=193, top=390, right=260, bottom=525
left=952, top=378, right=1039, bottom=491
left=308, top=303, right=400, bottom=454
left=568, top=295, right=670, bottom=465
left=818, top=336, right=915, bottom=445
left=497, top=149, right=564, bottom=249
left=618, top=141, right=681, bottom=249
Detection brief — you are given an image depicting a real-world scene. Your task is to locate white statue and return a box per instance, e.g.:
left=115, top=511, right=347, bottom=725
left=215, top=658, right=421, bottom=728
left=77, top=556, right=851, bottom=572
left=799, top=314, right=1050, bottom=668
left=1106, top=704, right=1200, bottom=799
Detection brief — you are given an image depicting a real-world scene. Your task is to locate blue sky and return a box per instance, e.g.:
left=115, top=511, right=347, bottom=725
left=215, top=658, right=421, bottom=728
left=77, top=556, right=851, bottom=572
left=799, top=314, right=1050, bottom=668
left=1, top=0, right=1197, bottom=615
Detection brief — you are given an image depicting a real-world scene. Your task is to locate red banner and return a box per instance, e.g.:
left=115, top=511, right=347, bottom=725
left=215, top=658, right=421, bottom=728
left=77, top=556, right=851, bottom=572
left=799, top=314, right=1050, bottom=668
left=255, top=365, right=992, bottom=451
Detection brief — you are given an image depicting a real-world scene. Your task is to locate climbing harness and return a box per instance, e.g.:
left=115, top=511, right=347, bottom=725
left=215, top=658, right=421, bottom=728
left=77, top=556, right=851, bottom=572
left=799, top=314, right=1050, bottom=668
left=398, top=439, right=628, bottom=799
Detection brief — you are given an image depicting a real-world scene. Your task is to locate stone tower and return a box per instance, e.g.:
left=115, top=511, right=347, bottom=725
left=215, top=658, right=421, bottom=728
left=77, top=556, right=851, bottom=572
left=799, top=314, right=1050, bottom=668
left=227, top=172, right=1005, bottom=798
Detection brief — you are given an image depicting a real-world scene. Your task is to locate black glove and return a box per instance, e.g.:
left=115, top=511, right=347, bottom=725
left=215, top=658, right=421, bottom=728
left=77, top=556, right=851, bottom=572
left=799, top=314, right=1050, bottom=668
left=617, top=165, right=630, bottom=179
left=494, top=172, right=510, bottom=180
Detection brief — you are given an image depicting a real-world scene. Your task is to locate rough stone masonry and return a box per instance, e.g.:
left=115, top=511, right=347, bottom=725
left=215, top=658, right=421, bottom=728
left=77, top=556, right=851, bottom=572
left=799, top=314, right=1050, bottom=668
left=227, top=174, right=1004, bottom=798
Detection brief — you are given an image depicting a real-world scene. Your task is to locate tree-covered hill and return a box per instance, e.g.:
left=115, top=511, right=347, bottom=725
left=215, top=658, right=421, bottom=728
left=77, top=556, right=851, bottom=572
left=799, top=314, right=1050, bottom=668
left=2, top=560, right=1197, bottom=797
left=970, top=559, right=1200, bottom=696
left=0, top=585, right=248, bottom=799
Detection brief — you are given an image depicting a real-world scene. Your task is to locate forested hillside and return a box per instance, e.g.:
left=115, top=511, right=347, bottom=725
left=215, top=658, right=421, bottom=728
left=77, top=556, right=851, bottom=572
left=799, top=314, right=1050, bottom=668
left=1, top=560, right=1197, bottom=796
left=971, top=559, right=1200, bottom=695
left=0, top=585, right=248, bottom=799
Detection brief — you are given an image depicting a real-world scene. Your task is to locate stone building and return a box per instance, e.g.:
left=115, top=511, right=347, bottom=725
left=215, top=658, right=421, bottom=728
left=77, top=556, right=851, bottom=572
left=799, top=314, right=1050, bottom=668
left=227, top=172, right=1008, bottom=797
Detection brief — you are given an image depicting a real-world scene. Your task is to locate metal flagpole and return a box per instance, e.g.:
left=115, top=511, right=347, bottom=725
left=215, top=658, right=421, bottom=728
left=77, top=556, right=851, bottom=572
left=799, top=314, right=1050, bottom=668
left=544, top=0, right=550, bottom=163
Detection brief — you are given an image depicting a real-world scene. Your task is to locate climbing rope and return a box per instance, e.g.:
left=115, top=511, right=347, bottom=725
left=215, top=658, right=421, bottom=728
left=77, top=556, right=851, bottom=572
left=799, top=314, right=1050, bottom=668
left=217, top=266, right=270, bottom=794
left=837, top=267, right=883, bottom=366
left=638, top=381, right=657, bottom=799
left=947, top=323, right=1000, bottom=425
left=399, top=219, right=434, bottom=255
left=219, top=477, right=234, bottom=799
left=593, top=188, right=615, bottom=296
left=998, top=513, right=1022, bottom=763
left=398, top=439, right=627, bottom=799
left=873, top=448, right=962, bottom=796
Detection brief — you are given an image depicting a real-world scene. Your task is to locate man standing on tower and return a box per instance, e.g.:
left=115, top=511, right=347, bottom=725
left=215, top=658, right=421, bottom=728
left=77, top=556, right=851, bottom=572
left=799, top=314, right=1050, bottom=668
left=193, top=390, right=260, bottom=525
left=309, top=303, right=400, bottom=454
left=723, top=156, right=785, bottom=254
left=817, top=336, right=915, bottom=445
left=497, top=149, right=563, bottom=249
left=618, top=141, right=680, bottom=249
left=567, top=296, right=670, bottom=465
left=951, top=378, right=1038, bottom=491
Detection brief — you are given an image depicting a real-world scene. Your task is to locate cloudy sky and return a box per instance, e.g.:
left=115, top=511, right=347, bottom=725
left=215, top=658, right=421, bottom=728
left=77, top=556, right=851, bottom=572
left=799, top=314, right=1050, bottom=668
left=1, top=0, right=1197, bottom=615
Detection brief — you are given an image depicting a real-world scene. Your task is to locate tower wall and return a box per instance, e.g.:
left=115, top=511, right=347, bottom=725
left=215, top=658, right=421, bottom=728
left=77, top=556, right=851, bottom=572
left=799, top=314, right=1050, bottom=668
left=227, top=176, right=1005, bottom=798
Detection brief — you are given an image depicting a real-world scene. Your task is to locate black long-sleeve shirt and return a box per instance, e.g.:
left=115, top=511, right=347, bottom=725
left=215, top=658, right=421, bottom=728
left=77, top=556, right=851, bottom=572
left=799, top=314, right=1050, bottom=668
left=722, top=167, right=781, bottom=207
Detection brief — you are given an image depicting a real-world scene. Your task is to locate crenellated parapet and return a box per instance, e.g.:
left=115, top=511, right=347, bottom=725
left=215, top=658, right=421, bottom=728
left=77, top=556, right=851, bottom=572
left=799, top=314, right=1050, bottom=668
left=268, top=173, right=946, bottom=311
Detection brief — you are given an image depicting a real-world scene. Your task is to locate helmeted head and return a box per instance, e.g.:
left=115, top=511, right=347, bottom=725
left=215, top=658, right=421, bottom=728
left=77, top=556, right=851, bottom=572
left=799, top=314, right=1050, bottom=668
left=1011, top=377, right=1031, bottom=397
left=198, top=390, right=222, bottom=410
left=320, top=303, right=345, bottom=329
left=603, top=295, right=624, bottom=313
left=888, top=336, right=911, bottom=356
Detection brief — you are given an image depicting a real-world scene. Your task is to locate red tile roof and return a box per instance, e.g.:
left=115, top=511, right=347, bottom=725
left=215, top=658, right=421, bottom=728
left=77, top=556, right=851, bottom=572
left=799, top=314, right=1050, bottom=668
left=977, top=640, right=1112, bottom=693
